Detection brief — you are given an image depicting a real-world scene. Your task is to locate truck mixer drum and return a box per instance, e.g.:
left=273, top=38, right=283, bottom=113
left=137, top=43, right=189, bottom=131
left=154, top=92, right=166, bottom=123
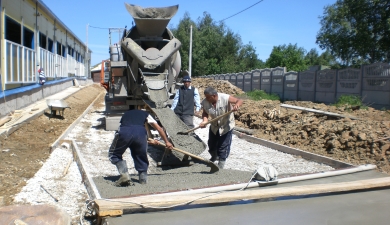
left=104, top=3, right=182, bottom=129
left=103, top=4, right=205, bottom=165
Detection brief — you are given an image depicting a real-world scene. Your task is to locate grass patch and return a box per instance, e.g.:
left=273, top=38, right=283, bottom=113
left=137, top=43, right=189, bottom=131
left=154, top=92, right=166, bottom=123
left=333, top=95, right=368, bottom=110
left=243, top=89, right=280, bottom=101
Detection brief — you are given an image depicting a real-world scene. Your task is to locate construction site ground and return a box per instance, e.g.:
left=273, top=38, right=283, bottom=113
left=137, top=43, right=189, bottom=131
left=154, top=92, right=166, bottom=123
left=192, top=78, right=390, bottom=174
left=0, top=79, right=390, bottom=224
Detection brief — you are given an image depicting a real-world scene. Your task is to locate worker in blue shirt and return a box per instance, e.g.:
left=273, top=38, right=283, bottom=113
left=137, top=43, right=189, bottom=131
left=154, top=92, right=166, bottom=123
left=171, top=75, right=201, bottom=129
left=108, top=109, right=173, bottom=186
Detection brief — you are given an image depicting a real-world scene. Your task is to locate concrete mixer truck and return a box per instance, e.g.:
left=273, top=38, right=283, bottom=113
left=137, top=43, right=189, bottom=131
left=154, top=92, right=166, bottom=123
left=104, top=3, right=182, bottom=131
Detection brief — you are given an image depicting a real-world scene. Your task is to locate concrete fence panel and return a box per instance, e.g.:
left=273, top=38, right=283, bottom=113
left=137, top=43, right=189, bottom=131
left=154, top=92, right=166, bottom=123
left=236, top=73, right=244, bottom=90
left=283, top=71, right=298, bottom=101
left=316, top=69, right=337, bottom=104
left=271, top=67, right=285, bottom=98
left=200, top=63, right=390, bottom=109
left=362, top=63, right=390, bottom=109
left=251, top=69, right=261, bottom=91
left=298, top=70, right=316, bottom=101
left=336, top=67, right=361, bottom=100
left=260, top=69, right=271, bottom=93
left=228, top=74, right=237, bottom=86
left=243, top=72, right=252, bottom=92
left=224, top=74, right=231, bottom=82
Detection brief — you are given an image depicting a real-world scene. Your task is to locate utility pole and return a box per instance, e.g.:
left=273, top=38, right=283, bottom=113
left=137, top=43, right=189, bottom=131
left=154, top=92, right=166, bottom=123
left=86, top=23, right=89, bottom=53
left=189, top=25, right=193, bottom=78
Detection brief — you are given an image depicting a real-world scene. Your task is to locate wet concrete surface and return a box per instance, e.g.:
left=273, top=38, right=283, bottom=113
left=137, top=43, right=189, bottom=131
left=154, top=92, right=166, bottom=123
left=152, top=108, right=206, bottom=157
left=105, top=170, right=390, bottom=225
left=93, top=163, right=253, bottom=198
left=106, top=187, right=390, bottom=225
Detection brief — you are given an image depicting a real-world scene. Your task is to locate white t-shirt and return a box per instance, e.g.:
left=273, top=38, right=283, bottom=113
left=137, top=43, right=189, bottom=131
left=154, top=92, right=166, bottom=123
left=146, top=115, right=157, bottom=124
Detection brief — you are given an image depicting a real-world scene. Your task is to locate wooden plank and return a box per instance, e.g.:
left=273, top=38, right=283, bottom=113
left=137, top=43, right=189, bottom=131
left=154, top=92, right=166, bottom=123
left=234, top=127, right=254, bottom=135
left=280, top=104, right=359, bottom=120
left=233, top=130, right=352, bottom=168
left=95, top=177, right=390, bottom=214
left=0, top=116, right=11, bottom=127
left=98, top=209, right=123, bottom=217
left=71, top=140, right=101, bottom=200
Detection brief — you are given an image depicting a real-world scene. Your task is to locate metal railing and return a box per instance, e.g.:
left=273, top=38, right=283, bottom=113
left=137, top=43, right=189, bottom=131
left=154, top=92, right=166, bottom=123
left=5, top=40, right=36, bottom=84
left=3, top=40, right=86, bottom=88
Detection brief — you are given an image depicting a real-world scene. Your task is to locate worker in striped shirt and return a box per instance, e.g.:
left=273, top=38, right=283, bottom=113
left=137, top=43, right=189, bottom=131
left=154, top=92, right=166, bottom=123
left=38, top=67, right=46, bottom=85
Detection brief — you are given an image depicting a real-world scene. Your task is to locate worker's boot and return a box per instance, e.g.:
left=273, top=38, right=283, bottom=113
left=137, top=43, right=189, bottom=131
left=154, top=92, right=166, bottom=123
left=115, top=160, right=131, bottom=187
left=218, top=160, right=226, bottom=169
left=139, top=171, right=147, bottom=184
left=209, top=151, right=218, bottom=162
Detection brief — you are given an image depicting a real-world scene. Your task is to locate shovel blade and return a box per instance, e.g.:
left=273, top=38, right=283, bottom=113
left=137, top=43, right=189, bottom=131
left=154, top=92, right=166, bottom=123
left=207, top=162, right=220, bottom=173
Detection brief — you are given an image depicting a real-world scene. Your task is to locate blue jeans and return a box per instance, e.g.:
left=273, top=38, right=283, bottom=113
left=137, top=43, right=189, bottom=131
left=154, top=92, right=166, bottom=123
left=108, top=125, right=148, bottom=172
left=207, top=129, right=233, bottom=161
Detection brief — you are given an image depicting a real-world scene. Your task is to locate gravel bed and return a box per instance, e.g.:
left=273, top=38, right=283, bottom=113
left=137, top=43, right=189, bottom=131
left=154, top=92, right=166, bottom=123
left=13, top=105, right=334, bottom=224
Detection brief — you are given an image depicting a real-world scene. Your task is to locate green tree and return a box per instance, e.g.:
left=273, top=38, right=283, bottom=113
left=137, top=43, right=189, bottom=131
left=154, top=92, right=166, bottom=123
left=316, top=0, right=390, bottom=66
left=305, top=48, right=320, bottom=66
left=265, top=43, right=307, bottom=72
left=171, top=12, right=264, bottom=76
left=305, top=48, right=341, bottom=69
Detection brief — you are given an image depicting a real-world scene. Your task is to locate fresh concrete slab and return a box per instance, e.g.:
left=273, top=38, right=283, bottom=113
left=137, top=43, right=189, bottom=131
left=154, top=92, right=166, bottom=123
left=93, top=164, right=253, bottom=198
left=105, top=170, right=390, bottom=225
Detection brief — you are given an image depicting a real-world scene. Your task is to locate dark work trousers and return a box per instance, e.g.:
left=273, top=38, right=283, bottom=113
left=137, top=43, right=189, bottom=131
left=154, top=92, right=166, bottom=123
left=108, top=125, right=148, bottom=172
left=176, top=114, right=194, bottom=129
left=207, top=129, right=233, bottom=161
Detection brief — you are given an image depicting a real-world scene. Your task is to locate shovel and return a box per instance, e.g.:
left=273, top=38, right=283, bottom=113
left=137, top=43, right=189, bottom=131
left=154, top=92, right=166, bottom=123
left=177, top=110, right=234, bottom=135
left=148, top=138, right=219, bottom=173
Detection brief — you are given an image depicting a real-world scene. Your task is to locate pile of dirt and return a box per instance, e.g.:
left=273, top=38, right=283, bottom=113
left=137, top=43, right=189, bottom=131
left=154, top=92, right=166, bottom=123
left=192, top=78, right=245, bottom=99
left=0, top=84, right=105, bottom=205
left=192, top=78, right=390, bottom=174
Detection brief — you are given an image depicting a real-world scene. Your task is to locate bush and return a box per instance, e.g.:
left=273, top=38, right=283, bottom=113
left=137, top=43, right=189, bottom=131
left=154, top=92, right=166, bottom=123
left=245, top=89, right=280, bottom=101
left=333, top=95, right=367, bottom=110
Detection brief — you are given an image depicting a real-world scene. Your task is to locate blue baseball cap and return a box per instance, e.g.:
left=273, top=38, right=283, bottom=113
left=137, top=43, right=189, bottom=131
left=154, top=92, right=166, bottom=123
left=182, top=75, right=191, bottom=82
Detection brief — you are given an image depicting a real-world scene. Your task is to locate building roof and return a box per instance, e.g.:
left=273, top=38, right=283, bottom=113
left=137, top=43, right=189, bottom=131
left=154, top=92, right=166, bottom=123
left=91, top=63, right=102, bottom=72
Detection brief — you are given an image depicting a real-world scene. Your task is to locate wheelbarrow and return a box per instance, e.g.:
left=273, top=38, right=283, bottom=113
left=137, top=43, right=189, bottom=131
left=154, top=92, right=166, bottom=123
left=46, top=99, right=70, bottom=118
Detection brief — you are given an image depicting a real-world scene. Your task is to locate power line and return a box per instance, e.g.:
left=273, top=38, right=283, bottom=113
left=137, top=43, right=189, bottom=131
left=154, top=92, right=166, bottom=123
left=220, top=0, right=265, bottom=22
left=89, top=25, right=125, bottom=30
left=89, top=25, right=110, bottom=30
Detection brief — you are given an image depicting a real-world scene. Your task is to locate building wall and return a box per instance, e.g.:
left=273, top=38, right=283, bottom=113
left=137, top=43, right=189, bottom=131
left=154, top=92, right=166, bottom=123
left=1, top=0, right=90, bottom=91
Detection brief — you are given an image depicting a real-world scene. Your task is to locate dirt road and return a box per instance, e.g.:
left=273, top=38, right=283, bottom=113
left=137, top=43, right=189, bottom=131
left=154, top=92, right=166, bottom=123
left=0, top=84, right=105, bottom=205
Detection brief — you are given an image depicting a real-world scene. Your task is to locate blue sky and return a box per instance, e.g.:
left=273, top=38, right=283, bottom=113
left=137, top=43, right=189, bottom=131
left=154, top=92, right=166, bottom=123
left=42, top=0, right=336, bottom=67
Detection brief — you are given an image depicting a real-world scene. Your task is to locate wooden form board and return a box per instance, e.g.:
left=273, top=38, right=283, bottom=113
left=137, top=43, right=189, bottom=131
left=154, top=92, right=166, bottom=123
left=71, top=140, right=101, bottom=200
left=95, top=177, right=390, bottom=216
left=280, top=104, right=359, bottom=120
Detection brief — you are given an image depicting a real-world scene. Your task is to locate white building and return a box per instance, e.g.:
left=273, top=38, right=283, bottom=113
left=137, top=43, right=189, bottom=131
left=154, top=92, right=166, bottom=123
left=0, top=0, right=91, bottom=91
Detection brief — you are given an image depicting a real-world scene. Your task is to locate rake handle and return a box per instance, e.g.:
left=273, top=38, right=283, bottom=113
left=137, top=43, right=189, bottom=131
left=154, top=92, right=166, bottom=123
left=180, top=110, right=234, bottom=134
